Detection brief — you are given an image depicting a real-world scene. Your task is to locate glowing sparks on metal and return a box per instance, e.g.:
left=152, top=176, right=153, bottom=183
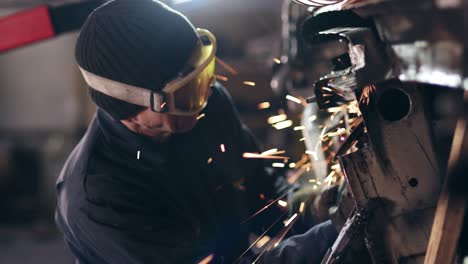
left=359, top=84, right=376, bottom=105
left=220, top=144, right=226, bottom=153
left=198, top=254, right=214, bottom=264
left=278, top=200, right=288, bottom=207
left=273, top=120, right=293, bottom=130
left=241, top=193, right=289, bottom=224
left=261, top=148, right=278, bottom=156
left=285, top=95, right=303, bottom=104
left=305, top=150, right=319, bottom=161
left=215, top=74, right=229, bottom=82
left=267, top=114, right=287, bottom=124
left=258, top=102, right=271, bottom=109
left=215, top=57, right=238, bottom=75
left=324, top=170, right=336, bottom=186
left=299, top=202, right=305, bottom=213
left=242, top=152, right=290, bottom=160
left=197, top=113, right=206, bottom=120
left=243, top=81, right=256, bottom=87
left=272, top=163, right=285, bottom=168
left=309, top=115, right=317, bottom=122
left=256, top=235, right=271, bottom=248
left=284, top=213, right=298, bottom=227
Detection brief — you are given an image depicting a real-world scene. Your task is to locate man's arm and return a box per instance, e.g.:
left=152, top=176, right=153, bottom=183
left=59, top=198, right=212, bottom=264
left=257, top=220, right=338, bottom=264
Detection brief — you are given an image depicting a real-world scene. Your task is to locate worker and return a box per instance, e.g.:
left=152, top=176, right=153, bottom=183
left=55, top=0, right=338, bottom=263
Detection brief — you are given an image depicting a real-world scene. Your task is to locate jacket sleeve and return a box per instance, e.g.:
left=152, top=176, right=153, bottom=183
left=257, top=220, right=338, bottom=264
left=63, top=197, right=212, bottom=264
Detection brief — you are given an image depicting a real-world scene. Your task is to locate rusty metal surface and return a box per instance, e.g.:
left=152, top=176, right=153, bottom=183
left=338, top=82, right=442, bottom=263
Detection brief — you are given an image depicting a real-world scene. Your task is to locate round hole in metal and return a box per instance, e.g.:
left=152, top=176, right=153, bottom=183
left=408, top=178, right=418, bottom=188
left=377, top=88, right=411, bottom=122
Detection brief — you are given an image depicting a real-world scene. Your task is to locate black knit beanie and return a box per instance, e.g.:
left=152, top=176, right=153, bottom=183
left=75, top=0, right=199, bottom=120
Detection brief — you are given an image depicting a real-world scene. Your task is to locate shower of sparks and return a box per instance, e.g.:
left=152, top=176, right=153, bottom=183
left=272, top=163, right=285, bottom=168
left=207, top=157, right=213, bottom=164
left=360, top=84, right=376, bottom=105
left=299, top=137, right=305, bottom=141
left=261, top=148, right=278, bottom=156
left=137, top=151, right=140, bottom=160
left=327, top=106, right=346, bottom=113
left=258, top=213, right=299, bottom=257
left=242, top=152, right=290, bottom=160
left=215, top=57, right=238, bottom=75
left=198, top=254, right=214, bottom=264
left=241, top=192, right=289, bottom=224
left=295, top=154, right=309, bottom=168
left=258, top=102, right=271, bottom=109
left=197, top=113, right=206, bottom=120
left=234, top=211, right=288, bottom=263
left=309, top=179, right=322, bottom=185
left=269, top=150, right=286, bottom=155
left=267, top=114, right=287, bottom=124
left=287, top=165, right=308, bottom=184
left=348, top=101, right=361, bottom=115
left=289, top=162, right=296, bottom=168
left=277, top=200, right=288, bottom=207
left=299, top=202, right=305, bottom=213
left=305, top=150, right=319, bottom=161
left=285, top=95, right=303, bottom=104
left=284, top=213, right=298, bottom=227
left=318, top=125, right=328, bottom=144
left=256, top=235, right=271, bottom=248
left=324, top=170, right=336, bottom=186
left=273, top=58, right=281, bottom=64
left=215, top=74, right=229, bottom=82
left=243, top=81, right=256, bottom=87
left=325, top=127, right=346, bottom=137
left=220, top=144, right=226, bottom=152
left=160, top=102, right=166, bottom=109
left=309, top=115, right=317, bottom=122
left=293, top=126, right=305, bottom=131
left=273, top=120, right=293, bottom=130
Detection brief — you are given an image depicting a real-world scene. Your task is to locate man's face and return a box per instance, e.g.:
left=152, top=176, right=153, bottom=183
left=121, top=108, right=199, bottom=142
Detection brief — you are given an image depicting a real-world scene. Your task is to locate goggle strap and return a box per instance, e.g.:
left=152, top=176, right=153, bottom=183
left=150, top=91, right=167, bottom=113
left=79, top=67, right=152, bottom=108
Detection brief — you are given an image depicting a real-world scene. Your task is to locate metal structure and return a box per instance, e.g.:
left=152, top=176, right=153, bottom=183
left=280, top=0, right=467, bottom=262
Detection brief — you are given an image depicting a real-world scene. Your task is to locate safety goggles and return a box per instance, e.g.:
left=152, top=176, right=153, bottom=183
left=79, top=28, right=217, bottom=116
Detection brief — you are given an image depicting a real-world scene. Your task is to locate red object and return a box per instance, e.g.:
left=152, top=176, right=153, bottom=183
left=0, top=5, right=55, bottom=53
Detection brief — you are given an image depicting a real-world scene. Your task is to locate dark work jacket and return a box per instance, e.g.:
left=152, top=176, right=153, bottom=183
left=55, top=84, right=337, bottom=264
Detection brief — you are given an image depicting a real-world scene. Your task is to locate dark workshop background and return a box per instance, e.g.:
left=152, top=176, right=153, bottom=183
left=0, top=0, right=304, bottom=263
